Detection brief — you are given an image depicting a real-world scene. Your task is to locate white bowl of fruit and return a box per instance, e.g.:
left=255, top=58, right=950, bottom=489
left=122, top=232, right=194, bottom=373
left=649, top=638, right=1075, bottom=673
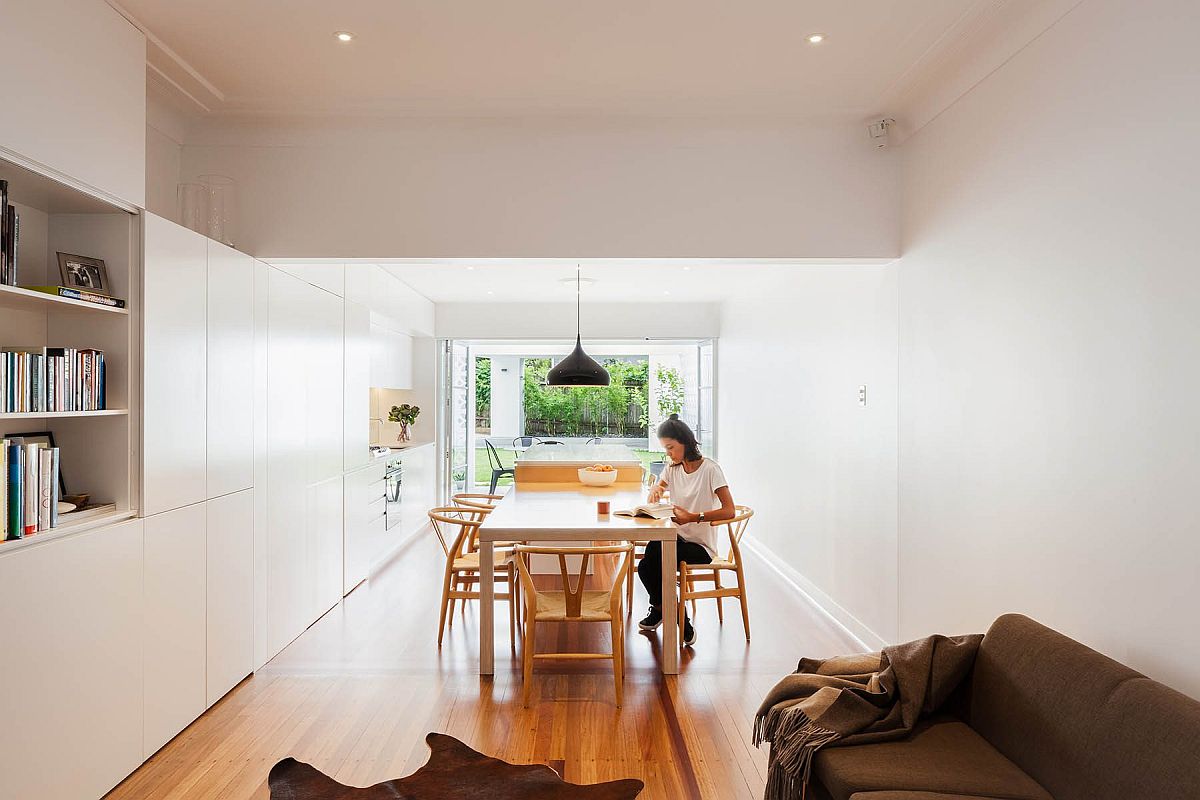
left=578, top=464, right=619, bottom=486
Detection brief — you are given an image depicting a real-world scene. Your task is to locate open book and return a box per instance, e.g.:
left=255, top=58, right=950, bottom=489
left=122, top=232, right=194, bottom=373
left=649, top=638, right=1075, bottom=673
left=614, top=502, right=674, bottom=520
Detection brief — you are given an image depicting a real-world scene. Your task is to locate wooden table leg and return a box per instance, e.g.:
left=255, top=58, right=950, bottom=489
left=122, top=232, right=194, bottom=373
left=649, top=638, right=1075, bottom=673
left=661, top=536, right=679, bottom=674
left=479, top=540, right=495, bottom=675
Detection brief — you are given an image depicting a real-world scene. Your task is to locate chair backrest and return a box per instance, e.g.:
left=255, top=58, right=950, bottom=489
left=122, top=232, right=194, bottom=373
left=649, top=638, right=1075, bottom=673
left=428, top=507, right=487, bottom=559
left=718, top=505, right=754, bottom=564
left=513, top=436, right=538, bottom=448
left=585, top=437, right=602, bottom=445
left=539, top=439, right=564, bottom=445
left=484, top=440, right=506, bottom=470
left=514, top=544, right=632, bottom=619
left=452, top=493, right=503, bottom=509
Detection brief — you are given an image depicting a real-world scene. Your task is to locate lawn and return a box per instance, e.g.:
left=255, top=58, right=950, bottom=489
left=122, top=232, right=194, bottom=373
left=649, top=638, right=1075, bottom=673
left=472, top=446, right=660, bottom=488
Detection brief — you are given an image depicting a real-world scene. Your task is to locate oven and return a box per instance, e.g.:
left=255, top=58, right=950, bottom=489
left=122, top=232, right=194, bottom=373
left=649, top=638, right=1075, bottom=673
left=384, top=456, right=404, bottom=531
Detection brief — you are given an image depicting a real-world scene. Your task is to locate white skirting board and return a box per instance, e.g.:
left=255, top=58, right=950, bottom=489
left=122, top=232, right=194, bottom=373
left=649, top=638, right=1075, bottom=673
left=741, top=535, right=889, bottom=653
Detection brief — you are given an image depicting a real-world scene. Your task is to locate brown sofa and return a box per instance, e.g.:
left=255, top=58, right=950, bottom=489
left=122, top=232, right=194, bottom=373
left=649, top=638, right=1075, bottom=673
left=810, top=614, right=1200, bottom=800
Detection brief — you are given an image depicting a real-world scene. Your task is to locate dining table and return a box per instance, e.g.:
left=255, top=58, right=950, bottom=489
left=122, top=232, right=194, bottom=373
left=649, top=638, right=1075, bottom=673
left=476, top=481, right=681, bottom=675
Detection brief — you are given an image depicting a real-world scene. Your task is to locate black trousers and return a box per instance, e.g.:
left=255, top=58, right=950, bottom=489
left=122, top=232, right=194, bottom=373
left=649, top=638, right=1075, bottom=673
left=637, top=537, right=713, bottom=608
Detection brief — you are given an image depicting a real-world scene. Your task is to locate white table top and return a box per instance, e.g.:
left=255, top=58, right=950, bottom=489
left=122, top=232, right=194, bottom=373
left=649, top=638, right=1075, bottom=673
left=478, top=482, right=675, bottom=542
left=514, top=443, right=642, bottom=467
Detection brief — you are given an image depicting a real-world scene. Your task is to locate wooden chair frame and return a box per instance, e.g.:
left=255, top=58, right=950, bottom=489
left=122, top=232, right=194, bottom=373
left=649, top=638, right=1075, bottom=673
left=514, top=544, right=633, bottom=707
left=429, top=507, right=520, bottom=649
left=678, top=506, right=754, bottom=643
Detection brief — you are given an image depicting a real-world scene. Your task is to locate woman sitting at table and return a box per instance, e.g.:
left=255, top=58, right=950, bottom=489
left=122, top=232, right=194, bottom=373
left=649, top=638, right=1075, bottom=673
left=637, top=414, right=736, bottom=646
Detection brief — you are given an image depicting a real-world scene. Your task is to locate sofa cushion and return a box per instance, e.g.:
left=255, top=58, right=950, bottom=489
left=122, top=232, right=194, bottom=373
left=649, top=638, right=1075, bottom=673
left=971, top=614, right=1200, bottom=800
left=813, top=717, right=1051, bottom=800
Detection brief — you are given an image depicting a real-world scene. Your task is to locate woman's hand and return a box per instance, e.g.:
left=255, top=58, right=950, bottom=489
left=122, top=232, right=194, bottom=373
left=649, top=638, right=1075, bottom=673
left=671, top=506, right=699, bottom=525
left=647, top=484, right=665, bottom=503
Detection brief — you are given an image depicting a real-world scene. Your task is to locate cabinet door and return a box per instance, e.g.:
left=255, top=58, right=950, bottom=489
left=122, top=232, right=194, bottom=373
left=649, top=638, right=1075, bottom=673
left=266, top=269, right=311, bottom=657
left=392, top=331, right=414, bottom=389
left=344, top=301, right=371, bottom=470
left=399, top=446, right=434, bottom=538
left=252, top=261, right=270, bottom=669
left=143, top=214, right=208, bottom=516
left=343, top=469, right=368, bottom=595
left=207, top=489, right=254, bottom=706
left=207, top=240, right=255, bottom=498
left=144, top=503, right=207, bottom=757
left=306, top=283, right=345, bottom=485
left=308, top=475, right=344, bottom=617
left=0, top=1, right=145, bottom=207
left=0, top=519, right=144, bottom=800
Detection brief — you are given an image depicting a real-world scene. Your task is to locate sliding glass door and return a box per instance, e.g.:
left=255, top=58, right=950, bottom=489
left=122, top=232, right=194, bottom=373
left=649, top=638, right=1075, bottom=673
left=439, top=340, right=472, bottom=501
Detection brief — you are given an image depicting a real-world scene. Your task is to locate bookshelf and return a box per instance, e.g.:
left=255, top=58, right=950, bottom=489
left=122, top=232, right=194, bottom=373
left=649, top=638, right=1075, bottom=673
left=1, top=152, right=139, bottom=547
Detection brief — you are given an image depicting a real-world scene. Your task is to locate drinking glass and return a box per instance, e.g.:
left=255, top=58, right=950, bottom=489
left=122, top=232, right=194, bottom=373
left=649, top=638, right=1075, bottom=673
left=197, top=174, right=237, bottom=246
left=177, top=182, right=207, bottom=235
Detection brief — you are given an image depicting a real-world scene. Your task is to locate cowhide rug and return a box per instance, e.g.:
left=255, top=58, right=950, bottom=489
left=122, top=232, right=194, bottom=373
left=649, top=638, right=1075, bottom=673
left=269, top=732, right=644, bottom=799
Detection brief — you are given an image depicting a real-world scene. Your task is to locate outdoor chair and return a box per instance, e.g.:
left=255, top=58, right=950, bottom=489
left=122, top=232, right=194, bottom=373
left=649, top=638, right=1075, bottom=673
left=484, top=440, right=514, bottom=494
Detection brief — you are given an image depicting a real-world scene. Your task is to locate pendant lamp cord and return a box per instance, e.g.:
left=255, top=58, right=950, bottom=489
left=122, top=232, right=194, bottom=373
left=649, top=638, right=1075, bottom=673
left=576, top=265, right=581, bottom=337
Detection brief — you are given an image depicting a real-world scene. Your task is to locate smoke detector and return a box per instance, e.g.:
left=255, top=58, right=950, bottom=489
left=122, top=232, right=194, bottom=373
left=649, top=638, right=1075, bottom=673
left=868, top=118, right=896, bottom=148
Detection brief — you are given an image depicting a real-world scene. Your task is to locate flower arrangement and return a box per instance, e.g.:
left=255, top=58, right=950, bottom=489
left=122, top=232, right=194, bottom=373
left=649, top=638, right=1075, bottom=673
left=388, top=404, right=421, bottom=443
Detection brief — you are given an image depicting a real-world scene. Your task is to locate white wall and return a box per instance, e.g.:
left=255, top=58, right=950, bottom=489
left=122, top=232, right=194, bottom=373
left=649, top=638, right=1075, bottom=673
left=146, top=126, right=182, bottom=223
left=898, top=0, right=1200, bottom=697
left=437, top=302, right=720, bottom=340
left=488, top=356, right=523, bottom=437
left=179, top=116, right=898, bottom=259
left=718, top=268, right=898, bottom=647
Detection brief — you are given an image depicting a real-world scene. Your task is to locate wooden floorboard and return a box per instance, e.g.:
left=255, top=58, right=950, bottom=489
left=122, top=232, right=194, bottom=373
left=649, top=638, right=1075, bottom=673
left=105, top=532, right=857, bottom=799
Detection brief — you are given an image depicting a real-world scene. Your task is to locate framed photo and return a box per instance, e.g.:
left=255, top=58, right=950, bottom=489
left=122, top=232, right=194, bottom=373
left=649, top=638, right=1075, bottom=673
left=56, top=252, right=111, bottom=295
left=5, top=430, right=67, bottom=495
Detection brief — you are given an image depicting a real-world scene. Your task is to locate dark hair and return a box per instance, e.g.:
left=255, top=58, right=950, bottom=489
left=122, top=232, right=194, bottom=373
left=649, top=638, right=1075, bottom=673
left=656, top=414, right=702, bottom=463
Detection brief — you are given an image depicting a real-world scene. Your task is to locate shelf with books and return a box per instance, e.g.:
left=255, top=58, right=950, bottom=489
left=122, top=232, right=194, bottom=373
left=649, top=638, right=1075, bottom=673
left=0, top=283, right=128, bottom=315
left=0, top=153, right=137, bottom=529
left=0, top=409, right=127, bottom=420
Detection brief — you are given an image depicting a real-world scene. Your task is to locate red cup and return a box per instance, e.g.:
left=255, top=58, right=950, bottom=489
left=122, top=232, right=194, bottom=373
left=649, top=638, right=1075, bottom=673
left=597, top=500, right=611, bottom=515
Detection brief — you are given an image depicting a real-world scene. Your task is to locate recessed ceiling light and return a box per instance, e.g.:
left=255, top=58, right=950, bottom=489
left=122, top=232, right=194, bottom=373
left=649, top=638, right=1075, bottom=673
left=807, top=33, right=825, bottom=44
left=466, top=266, right=475, bottom=271
left=662, top=290, right=671, bottom=296
left=486, top=290, right=494, bottom=295
left=682, top=266, right=692, bottom=271
left=334, top=31, right=355, bottom=42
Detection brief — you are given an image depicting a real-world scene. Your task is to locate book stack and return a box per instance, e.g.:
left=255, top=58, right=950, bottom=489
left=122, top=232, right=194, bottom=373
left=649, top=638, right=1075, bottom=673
left=1, top=347, right=107, bottom=413
left=2, top=438, right=59, bottom=540
left=23, top=286, right=126, bottom=308
left=0, top=180, right=18, bottom=286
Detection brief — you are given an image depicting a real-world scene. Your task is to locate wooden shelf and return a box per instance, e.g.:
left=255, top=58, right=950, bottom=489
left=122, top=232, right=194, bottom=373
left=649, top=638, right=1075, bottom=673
left=0, top=409, right=128, bottom=420
left=0, top=284, right=128, bottom=316
left=0, top=509, right=139, bottom=556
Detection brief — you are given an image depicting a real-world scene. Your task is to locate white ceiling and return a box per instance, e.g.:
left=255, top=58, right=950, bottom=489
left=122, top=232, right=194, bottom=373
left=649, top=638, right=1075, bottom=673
left=280, top=259, right=890, bottom=303
left=116, top=0, right=986, bottom=117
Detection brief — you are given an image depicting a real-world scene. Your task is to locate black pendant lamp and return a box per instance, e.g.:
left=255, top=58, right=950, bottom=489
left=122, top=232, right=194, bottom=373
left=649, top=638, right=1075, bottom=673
left=546, top=267, right=610, bottom=387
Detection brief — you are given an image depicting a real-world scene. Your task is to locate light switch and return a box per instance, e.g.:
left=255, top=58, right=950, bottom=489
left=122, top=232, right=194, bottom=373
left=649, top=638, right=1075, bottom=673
left=858, top=385, right=867, bottom=407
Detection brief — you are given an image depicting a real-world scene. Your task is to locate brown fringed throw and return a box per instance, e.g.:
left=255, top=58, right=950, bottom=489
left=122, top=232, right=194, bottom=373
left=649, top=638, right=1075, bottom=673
left=268, top=732, right=644, bottom=799
left=753, top=634, right=982, bottom=800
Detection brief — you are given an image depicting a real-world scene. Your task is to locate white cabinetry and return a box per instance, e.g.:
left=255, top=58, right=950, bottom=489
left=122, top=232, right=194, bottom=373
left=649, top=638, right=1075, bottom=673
left=344, top=460, right=387, bottom=594
left=370, top=322, right=414, bottom=389
left=0, top=519, right=144, bottom=800
left=0, top=0, right=145, bottom=207
left=206, top=489, right=254, bottom=706
left=143, top=503, right=207, bottom=757
left=344, top=301, right=371, bottom=469
left=398, top=444, right=436, bottom=538
left=309, top=476, right=345, bottom=615
left=143, top=214, right=208, bottom=516
left=265, top=268, right=347, bottom=656
left=206, top=241, right=255, bottom=498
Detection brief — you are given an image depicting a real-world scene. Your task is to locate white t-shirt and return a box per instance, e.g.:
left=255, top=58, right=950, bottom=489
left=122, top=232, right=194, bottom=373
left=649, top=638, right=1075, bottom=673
left=663, top=458, right=728, bottom=558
